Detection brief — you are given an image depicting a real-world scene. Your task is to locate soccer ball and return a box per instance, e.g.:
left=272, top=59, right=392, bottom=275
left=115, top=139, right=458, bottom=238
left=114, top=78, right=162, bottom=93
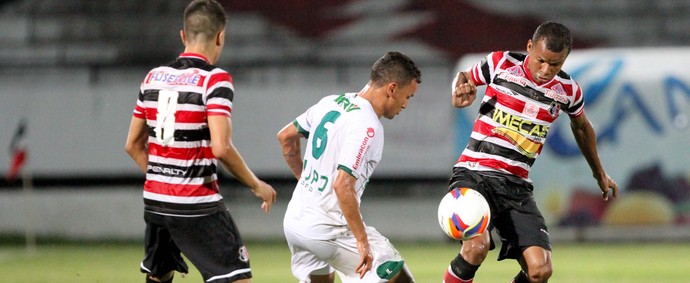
left=437, top=187, right=491, bottom=240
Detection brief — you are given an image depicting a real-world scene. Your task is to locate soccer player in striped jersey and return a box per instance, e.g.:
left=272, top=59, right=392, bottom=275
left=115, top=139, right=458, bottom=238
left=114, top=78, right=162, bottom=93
left=443, top=22, right=619, bottom=283
left=277, top=52, right=420, bottom=283
left=125, top=1, right=276, bottom=282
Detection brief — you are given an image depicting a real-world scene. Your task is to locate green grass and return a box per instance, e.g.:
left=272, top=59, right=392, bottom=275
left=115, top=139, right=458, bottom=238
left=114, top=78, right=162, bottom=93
left=1, top=240, right=689, bottom=282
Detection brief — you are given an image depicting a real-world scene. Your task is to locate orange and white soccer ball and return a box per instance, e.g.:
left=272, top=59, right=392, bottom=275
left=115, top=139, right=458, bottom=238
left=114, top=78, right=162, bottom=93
left=437, top=187, right=491, bottom=240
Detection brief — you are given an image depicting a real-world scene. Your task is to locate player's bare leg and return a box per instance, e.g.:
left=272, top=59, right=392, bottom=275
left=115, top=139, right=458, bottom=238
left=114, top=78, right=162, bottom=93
left=309, top=272, right=335, bottom=283
left=388, top=264, right=415, bottom=283
left=146, top=271, right=174, bottom=283
left=444, top=232, right=490, bottom=282
left=461, top=232, right=490, bottom=264
left=516, top=246, right=552, bottom=283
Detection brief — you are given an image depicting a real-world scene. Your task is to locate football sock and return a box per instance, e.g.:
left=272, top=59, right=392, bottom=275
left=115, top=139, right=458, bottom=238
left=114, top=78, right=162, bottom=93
left=512, top=270, right=529, bottom=283
left=444, top=254, right=479, bottom=283
left=444, top=266, right=473, bottom=283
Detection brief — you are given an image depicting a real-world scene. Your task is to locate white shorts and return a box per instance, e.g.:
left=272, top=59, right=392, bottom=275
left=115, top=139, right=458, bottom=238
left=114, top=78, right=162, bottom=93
left=284, top=226, right=406, bottom=283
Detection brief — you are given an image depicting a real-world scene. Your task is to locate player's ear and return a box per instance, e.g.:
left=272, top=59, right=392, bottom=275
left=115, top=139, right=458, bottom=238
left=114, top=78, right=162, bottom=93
left=526, top=39, right=533, bottom=53
left=387, top=82, right=397, bottom=97
left=216, top=30, right=225, bottom=47
left=180, top=30, right=186, bottom=46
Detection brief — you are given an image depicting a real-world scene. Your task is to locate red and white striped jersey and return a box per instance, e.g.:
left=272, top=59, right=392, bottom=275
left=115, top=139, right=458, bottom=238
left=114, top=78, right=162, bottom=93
left=456, top=51, right=584, bottom=182
left=132, top=53, right=234, bottom=215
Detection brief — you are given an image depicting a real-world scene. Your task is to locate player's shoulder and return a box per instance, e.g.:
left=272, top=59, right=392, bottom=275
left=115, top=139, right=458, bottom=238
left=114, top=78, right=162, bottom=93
left=554, top=69, right=579, bottom=90
left=506, top=51, right=527, bottom=61
left=555, top=69, right=574, bottom=81
left=483, top=51, right=526, bottom=67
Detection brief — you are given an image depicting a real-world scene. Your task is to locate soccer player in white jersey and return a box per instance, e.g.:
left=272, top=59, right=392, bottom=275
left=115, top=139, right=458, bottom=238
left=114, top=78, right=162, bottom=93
left=443, top=22, right=619, bottom=283
left=125, top=1, right=276, bottom=282
left=277, top=52, right=421, bottom=283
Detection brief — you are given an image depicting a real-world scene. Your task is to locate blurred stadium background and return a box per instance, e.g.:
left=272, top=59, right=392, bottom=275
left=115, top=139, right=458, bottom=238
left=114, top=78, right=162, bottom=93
left=1, top=0, right=689, bottom=246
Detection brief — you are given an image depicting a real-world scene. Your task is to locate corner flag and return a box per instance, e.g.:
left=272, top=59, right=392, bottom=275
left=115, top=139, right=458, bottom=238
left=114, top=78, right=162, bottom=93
left=6, top=119, right=27, bottom=181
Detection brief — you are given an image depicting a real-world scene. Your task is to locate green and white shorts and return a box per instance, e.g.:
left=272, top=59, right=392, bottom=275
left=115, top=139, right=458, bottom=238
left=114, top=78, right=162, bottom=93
left=285, top=226, right=406, bottom=283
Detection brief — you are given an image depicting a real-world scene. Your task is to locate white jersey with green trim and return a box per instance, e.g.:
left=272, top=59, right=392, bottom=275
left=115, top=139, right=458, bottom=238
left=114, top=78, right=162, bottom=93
left=284, top=92, right=384, bottom=240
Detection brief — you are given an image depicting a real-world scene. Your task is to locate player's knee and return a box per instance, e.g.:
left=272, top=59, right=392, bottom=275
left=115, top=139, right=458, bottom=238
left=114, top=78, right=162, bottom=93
left=388, top=264, right=414, bottom=283
left=526, top=263, right=552, bottom=283
left=460, top=235, right=490, bottom=264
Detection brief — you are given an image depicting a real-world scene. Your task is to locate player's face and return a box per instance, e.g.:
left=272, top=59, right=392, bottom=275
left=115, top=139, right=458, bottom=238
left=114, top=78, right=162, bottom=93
left=526, top=38, right=568, bottom=85
left=384, top=80, right=418, bottom=119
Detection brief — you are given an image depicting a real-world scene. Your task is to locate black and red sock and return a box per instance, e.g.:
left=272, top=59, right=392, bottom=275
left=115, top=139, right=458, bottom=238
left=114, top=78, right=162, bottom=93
left=444, top=254, right=479, bottom=283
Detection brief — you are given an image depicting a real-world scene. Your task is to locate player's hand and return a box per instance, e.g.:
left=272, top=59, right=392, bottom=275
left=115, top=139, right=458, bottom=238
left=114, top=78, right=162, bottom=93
left=355, top=240, right=373, bottom=279
left=452, top=71, right=476, bottom=108
left=251, top=180, right=277, bottom=213
left=596, top=173, right=618, bottom=201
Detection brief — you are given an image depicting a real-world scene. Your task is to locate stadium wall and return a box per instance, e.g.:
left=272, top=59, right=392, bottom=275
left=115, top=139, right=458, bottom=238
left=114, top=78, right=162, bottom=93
left=1, top=48, right=690, bottom=241
left=0, top=64, right=456, bottom=179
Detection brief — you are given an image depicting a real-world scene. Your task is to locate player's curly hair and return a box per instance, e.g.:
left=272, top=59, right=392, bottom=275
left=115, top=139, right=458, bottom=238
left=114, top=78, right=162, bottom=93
left=532, top=21, right=572, bottom=54
left=183, top=0, right=227, bottom=40
left=370, top=51, right=422, bottom=87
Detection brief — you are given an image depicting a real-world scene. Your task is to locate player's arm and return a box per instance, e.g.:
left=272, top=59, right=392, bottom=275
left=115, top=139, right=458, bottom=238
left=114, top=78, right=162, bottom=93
left=333, top=169, right=372, bottom=278
left=208, top=115, right=277, bottom=213
left=125, top=117, right=149, bottom=173
left=569, top=111, right=619, bottom=201
left=277, top=122, right=304, bottom=180
left=451, top=71, right=477, bottom=108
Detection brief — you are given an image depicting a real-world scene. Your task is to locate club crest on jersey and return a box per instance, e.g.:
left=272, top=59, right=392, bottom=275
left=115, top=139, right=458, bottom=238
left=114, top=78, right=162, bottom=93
left=523, top=102, right=539, bottom=118
left=548, top=101, right=561, bottom=118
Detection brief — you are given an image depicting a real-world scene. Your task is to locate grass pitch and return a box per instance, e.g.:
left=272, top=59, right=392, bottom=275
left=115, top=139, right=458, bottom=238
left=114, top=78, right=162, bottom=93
left=0, top=240, right=688, bottom=282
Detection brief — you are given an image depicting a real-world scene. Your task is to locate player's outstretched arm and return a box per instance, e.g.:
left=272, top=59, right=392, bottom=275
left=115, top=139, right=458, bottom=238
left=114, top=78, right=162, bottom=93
left=333, top=169, right=373, bottom=278
left=569, top=112, right=619, bottom=201
left=451, top=71, right=477, bottom=108
left=277, top=122, right=304, bottom=180
left=208, top=115, right=277, bottom=213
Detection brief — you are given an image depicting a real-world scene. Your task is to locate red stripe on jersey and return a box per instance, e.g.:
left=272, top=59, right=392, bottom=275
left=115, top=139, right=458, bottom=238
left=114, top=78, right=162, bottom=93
left=142, top=107, right=207, bottom=122
left=473, top=119, right=497, bottom=137
left=470, top=62, right=486, bottom=86
left=459, top=155, right=529, bottom=179
left=145, top=180, right=219, bottom=197
left=175, top=110, right=207, bottom=123
left=149, top=143, right=214, bottom=160
left=471, top=119, right=515, bottom=146
left=207, top=104, right=232, bottom=116
left=490, top=51, right=504, bottom=66
left=133, top=105, right=146, bottom=119
left=195, top=75, right=206, bottom=87
left=207, top=72, right=233, bottom=88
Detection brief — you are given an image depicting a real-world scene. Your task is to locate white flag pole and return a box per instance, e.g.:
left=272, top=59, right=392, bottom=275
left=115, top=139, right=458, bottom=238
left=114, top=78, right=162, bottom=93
left=21, top=166, right=36, bottom=254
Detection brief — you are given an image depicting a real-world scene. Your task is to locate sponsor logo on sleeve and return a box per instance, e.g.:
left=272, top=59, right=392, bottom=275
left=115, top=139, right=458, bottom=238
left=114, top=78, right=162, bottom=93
left=352, top=127, right=375, bottom=170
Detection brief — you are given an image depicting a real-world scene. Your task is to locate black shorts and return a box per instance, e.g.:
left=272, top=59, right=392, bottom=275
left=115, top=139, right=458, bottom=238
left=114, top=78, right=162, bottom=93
left=141, top=209, right=252, bottom=282
left=449, top=167, right=551, bottom=261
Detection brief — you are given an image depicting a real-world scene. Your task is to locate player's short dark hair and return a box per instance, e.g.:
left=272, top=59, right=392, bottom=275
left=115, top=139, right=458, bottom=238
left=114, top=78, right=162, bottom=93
left=183, top=0, right=227, bottom=40
left=532, top=21, right=572, bottom=53
left=370, top=51, right=422, bottom=87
